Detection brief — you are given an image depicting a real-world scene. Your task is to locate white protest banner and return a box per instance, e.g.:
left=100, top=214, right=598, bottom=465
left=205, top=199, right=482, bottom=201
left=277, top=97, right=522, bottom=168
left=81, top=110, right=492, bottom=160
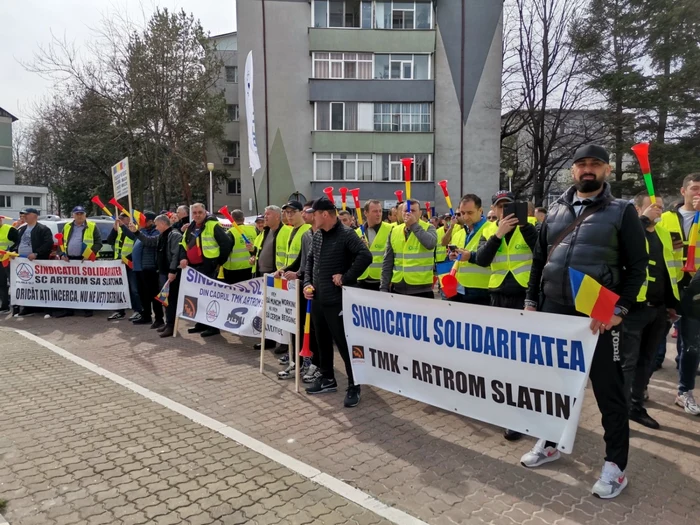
left=111, top=157, right=131, bottom=200
left=10, top=259, right=131, bottom=310
left=175, top=267, right=287, bottom=344
left=342, top=287, right=599, bottom=453
left=263, top=274, right=298, bottom=334
left=244, top=51, right=261, bottom=174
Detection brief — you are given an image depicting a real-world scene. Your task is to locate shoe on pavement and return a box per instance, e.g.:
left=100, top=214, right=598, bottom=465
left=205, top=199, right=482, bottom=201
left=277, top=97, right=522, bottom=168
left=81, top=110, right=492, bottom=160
left=306, top=378, right=338, bottom=395
left=503, top=429, right=523, bottom=441
left=521, top=439, right=561, bottom=468
left=592, top=461, right=628, bottom=499
left=629, top=408, right=660, bottom=429
left=150, top=319, right=165, bottom=330
left=278, top=354, right=290, bottom=365
left=643, top=388, right=649, bottom=401
left=159, top=325, right=174, bottom=338
left=132, top=317, right=153, bottom=325
left=0, top=307, right=11, bottom=314
left=83, top=311, right=93, bottom=318
left=278, top=362, right=295, bottom=380
left=108, top=312, right=125, bottom=320
left=254, top=341, right=277, bottom=350
left=274, top=344, right=288, bottom=355
left=156, top=324, right=168, bottom=333
left=129, top=312, right=142, bottom=321
left=675, top=391, right=700, bottom=415
left=200, top=328, right=220, bottom=338
left=344, top=385, right=361, bottom=407
left=303, top=364, right=320, bottom=384
left=188, top=325, right=207, bottom=334
left=52, top=310, right=72, bottom=319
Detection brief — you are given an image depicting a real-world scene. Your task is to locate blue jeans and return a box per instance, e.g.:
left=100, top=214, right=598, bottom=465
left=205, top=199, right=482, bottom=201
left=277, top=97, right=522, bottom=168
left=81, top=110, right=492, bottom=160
left=127, top=268, right=142, bottom=312
left=678, top=316, right=700, bottom=393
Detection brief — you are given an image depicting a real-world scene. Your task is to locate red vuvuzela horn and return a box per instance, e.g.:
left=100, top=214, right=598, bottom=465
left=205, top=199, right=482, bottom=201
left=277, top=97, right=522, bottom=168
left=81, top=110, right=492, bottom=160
left=394, top=190, right=403, bottom=203
left=323, top=186, right=335, bottom=203
left=339, top=187, right=348, bottom=211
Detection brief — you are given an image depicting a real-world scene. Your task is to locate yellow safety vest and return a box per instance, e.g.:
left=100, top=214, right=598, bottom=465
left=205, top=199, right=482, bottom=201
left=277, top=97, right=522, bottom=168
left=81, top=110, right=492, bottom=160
left=224, top=224, right=258, bottom=271
left=451, top=224, right=491, bottom=290
left=63, top=221, right=99, bottom=258
left=528, top=217, right=538, bottom=225
left=637, top=225, right=682, bottom=302
left=436, top=226, right=447, bottom=263
left=660, top=210, right=699, bottom=274
left=252, top=225, right=292, bottom=273
left=285, top=223, right=312, bottom=266
left=179, top=220, right=222, bottom=259
left=483, top=223, right=532, bottom=289
left=113, top=228, right=135, bottom=260
left=0, top=224, right=12, bottom=251
left=357, top=222, right=393, bottom=281
left=390, top=220, right=434, bottom=286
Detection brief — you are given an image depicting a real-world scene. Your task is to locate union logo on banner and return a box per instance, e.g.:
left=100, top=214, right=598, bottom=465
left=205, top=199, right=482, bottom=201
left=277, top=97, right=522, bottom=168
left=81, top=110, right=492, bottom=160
left=206, top=300, right=220, bottom=322
left=15, top=263, right=33, bottom=282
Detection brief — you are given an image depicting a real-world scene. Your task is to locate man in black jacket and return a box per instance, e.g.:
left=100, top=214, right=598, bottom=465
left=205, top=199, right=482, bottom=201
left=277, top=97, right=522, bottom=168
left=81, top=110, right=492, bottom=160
left=521, top=144, right=648, bottom=500
left=303, top=197, right=372, bottom=407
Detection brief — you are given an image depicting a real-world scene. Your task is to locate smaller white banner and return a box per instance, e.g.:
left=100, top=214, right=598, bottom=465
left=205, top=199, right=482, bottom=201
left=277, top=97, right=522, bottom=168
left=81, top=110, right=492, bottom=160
left=176, top=267, right=288, bottom=344
left=244, top=51, right=262, bottom=174
left=10, top=259, right=131, bottom=310
left=111, top=157, right=131, bottom=200
left=263, top=274, right=298, bottom=334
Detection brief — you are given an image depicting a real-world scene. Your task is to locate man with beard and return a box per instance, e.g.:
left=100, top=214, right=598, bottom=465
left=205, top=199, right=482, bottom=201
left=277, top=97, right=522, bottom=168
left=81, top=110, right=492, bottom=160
left=521, top=145, right=648, bottom=499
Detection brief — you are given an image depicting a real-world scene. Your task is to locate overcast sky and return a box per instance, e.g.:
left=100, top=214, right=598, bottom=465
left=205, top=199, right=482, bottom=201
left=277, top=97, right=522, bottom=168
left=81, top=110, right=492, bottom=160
left=0, top=0, right=237, bottom=121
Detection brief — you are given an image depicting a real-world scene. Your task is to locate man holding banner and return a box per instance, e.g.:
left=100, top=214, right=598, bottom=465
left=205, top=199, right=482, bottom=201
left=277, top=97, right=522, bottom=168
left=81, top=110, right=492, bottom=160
left=356, top=199, right=393, bottom=292
left=0, top=216, right=20, bottom=313
left=303, top=197, right=371, bottom=406
left=524, top=144, right=648, bottom=499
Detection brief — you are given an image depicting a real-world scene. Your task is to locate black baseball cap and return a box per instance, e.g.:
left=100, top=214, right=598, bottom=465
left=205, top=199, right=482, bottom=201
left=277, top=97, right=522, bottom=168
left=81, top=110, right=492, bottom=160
left=311, top=197, right=336, bottom=212
left=572, top=144, right=609, bottom=164
left=144, top=211, right=157, bottom=221
left=282, top=201, right=303, bottom=211
left=119, top=211, right=130, bottom=218
left=492, top=191, right=515, bottom=205
left=255, top=215, right=264, bottom=222
left=22, top=207, right=40, bottom=215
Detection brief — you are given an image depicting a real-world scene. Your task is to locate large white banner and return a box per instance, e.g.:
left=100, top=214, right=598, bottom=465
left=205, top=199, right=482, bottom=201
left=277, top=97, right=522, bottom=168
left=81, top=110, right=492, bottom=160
left=10, top=259, right=131, bottom=310
left=176, top=268, right=287, bottom=344
left=342, top=288, right=599, bottom=453
left=244, top=51, right=261, bottom=174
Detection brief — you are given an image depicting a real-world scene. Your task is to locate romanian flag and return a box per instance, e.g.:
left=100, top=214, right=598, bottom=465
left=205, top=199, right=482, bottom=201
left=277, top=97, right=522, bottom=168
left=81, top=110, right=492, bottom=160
left=122, top=255, right=134, bottom=270
left=569, top=268, right=619, bottom=324
left=155, top=282, right=170, bottom=307
left=1, top=253, right=10, bottom=268
left=132, top=210, right=147, bottom=228
left=266, top=274, right=288, bottom=290
left=82, top=243, right=96, bottom=261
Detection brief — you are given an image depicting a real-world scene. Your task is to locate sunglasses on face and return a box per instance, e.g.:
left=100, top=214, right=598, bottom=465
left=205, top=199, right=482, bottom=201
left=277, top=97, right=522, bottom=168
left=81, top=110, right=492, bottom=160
left=487, top=216, right=497, bottom=221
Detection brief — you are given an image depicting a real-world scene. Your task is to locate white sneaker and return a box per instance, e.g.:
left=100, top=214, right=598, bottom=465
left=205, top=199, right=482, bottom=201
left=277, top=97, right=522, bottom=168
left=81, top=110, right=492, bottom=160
left=277, top=362, right=295, bottom=380
left=520, top=439, right=561, bottom=468
left=303, top=364, right=319, bottom=384
left=592, top=461, right=628, bottom=499
left=675, top=391, right=700, bottom=415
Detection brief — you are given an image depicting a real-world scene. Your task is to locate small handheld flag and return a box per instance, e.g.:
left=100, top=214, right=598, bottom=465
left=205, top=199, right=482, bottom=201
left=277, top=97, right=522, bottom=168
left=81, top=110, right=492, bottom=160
left=438, top=180, right=455, bottom=217
left=299, top=300, right=313, bottom=358
left=0, top=250, right=20, bottom=268
left=218, top=205, right=251, bottom=243
left=132, top=210, right=147, bottom=228
left=155, top=281, right=170, bottom=307
left=683, top=212, right=699, bottom=273
left=569, top=268, right=619, bottom=324
left=122, top=255, right=134, bottom=270
left=339, top=187, right=348, bottom=211
left=91, top=195, right=115, bottom=220
left=631, top=142, right=656, bottom=204
left=82, top=243, right=96, bottom=261
left=266, top=274, right=289, bottom=290
left=401, top=158, right=413, bottom=200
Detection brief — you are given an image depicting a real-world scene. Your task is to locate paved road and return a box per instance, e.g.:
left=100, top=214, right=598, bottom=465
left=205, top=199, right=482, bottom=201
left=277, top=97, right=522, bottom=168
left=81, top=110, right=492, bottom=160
left=1, top=314, right=700, bottom=524
left=0, top=329, right=392, bottom=525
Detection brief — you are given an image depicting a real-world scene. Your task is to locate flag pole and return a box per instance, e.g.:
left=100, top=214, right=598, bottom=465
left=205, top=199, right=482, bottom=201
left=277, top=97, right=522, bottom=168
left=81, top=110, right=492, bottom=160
left=252, top=169, right=260, bottom=215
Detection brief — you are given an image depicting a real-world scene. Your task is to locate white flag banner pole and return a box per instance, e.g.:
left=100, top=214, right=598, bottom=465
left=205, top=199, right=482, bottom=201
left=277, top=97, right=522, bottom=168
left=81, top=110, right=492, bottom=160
left=245, top=51, right=261, bottom=214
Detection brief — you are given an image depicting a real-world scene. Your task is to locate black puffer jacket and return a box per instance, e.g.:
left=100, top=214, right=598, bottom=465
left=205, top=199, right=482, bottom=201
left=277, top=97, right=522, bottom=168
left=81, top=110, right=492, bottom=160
left=303, top=219, right=372, bottom=305
left=527, top=183, right=648, bottom=311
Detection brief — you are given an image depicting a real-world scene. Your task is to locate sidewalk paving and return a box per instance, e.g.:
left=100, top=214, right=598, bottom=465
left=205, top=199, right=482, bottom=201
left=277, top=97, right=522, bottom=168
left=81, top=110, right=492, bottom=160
left=0, top=329, right=393, bottom=525
left=2, top=314, right=700, bottom=524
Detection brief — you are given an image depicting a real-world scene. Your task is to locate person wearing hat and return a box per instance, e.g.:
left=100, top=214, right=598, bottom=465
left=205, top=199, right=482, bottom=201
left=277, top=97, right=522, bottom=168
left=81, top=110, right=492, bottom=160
left=105, top=212, right=143, bottom=320
left=303, top=196, right=372, bottom=406
left=0, top=215, right=20, bottom=314
left=123, top=211, right=163, bottom=328
left=254, top=215, right=265, bottom=236
left=221, top=209, right=258, bottom=286
left=12, top=210, right=26, bottom=229
left=356, top=199, right=394, bottom=293
left=520, top=144, right=648, bottom=499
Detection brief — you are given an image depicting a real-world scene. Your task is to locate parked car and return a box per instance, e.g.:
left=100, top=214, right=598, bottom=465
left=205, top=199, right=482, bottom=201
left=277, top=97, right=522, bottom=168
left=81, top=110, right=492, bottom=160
left=39, top=219, right=116, bottom=260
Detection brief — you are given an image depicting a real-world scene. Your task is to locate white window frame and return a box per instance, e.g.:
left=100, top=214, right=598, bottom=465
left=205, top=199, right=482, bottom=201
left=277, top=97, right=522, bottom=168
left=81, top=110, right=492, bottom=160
left=226, top=178, right=242, bottom=195
left=0, top=195, right=11, bottom=208
left=24, top=196, right=41, bottom=207
left=227, top=104, right=239, bottom=122
left=314, top=102, right=359, bottom=131
left=225, top=66, right=238, bottom=83
left=314, top=153, right=373, bottom=181
left=374, top=53, right=431, bottom=80
left=225, top=141, right=240, bottom=158
left=311, top=1, right=433, bottom=30
left=312, top=52, right=373, bottom=79
left=373, top=103, right=431, bottom=132
left=378, top=153, right=432, bottom=182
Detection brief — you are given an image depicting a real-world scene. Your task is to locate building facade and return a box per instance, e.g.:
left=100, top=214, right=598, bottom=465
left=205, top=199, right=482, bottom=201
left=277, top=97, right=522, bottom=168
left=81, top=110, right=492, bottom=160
left=0, top=107, right=50, bottom=218
left=235, top=0, right=502, bottom=214
left=208, top=32, right=242, bottom=213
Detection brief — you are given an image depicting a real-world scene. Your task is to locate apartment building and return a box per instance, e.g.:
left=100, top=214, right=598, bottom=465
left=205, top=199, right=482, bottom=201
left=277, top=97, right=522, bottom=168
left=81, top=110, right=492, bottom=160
left=236, top=0, right=502, bottom=213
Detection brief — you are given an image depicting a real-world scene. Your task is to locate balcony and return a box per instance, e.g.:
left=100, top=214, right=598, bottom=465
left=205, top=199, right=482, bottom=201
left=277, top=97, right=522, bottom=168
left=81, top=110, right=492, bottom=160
left=312, top=131, right=433, bottom=154
left=309, top=79, right=434, bottom=102
left=309, top=28, right=435, bottom=54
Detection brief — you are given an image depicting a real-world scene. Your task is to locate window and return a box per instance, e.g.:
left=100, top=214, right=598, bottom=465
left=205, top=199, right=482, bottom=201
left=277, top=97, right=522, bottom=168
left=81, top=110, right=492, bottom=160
left=0, top=195, right=11, bottom=208
left=379, top=154, right=431, bottom=181
left=225, top=141, right=240, bottom=158
left=225, top=66, right=238, bottom=83
left=314, top=153, right=373, bottom=181
left=24, top=196, right=41, bottom=206
left=227, top=179, right=242, bottom=195
left=315, top=102, right=358, bottom=131
left=374, top=103, right=431, bottom=132
left=313, top=52, right=373, bottom=79
left=314, top=1, right=372, bottom=28
left=374, top=54, right=430, bottom=79
left=375, top=1, right=432, bottom=29
left=227, top=104, right=239, bottom=121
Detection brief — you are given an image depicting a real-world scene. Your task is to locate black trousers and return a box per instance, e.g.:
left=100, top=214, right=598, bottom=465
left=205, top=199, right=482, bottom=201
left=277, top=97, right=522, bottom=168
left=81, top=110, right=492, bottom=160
left=391, top=289, right=434, bottom=299
left=138, top=269, right=163, bottom=321
left=490, top=291, right=525, bottom=310
left=312, top=301, right=354, bottom=385
left=0, top=264, right=9, bottom=309
left=357, top=280, right=380, bottom=292
left=158, top=273, right=181, bottom=326
left=223, top=268, right=252, bottom=285
left=454, top=289, right=490, bottom=306
left=621, top=304, right=668, bottom=409
left=541, top=299, right=629, bottom=471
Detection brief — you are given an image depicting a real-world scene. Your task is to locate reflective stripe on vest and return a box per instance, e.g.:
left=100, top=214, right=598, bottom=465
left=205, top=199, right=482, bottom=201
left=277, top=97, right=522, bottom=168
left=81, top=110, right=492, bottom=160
left=252, top=225, right=292, bottom=273
left=660, top=210, right=699, bottom=273
left=483, top=226, right=532, bottom=288
left=113, top=229, right=134, bottom=259
left=64, top=221, right=98, bottom=258
left=285, top=224, right=311, bottom=266
left=435, top=226, right=447, bottom=263
left=637, top=226, right=682, bottom=302
left=452, top=226, right=491, bottom=290
left=390, top=220, right=434, bottom=286
left=224, top=224, right=257, bottom=270
left=358, top=222, right=392, bottom=281
left=0, top=224, right=11, bottom=251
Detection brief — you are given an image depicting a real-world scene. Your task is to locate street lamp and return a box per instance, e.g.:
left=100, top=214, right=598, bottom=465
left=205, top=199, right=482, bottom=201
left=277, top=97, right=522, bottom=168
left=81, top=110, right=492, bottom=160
left=207, top=162, right=215, bottom=212
left=507, top=169, right=514, bottom=192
